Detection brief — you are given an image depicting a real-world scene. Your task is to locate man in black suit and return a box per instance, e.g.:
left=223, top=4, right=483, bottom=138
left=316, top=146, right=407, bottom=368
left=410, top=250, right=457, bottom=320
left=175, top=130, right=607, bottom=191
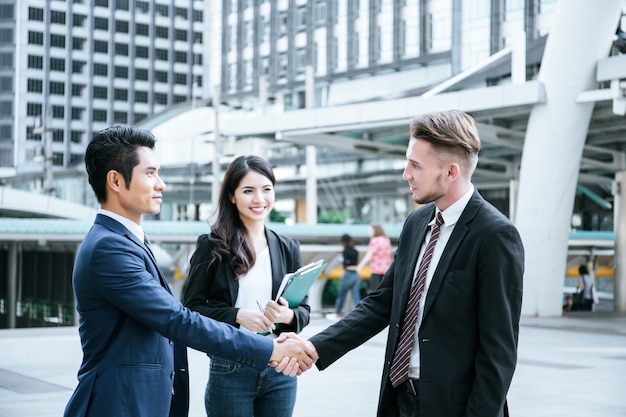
left=283, top=110, right=524, bottom=417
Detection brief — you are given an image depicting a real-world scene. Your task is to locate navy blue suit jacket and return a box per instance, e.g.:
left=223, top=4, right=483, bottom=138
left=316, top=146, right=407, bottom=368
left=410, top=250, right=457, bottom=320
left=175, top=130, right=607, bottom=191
left=64, top=214, right=273, bottom=417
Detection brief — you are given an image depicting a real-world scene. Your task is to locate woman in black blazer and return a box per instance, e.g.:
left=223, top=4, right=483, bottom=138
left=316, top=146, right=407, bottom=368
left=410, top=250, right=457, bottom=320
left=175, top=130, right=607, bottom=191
left=183, top=155, right=310, bottom=417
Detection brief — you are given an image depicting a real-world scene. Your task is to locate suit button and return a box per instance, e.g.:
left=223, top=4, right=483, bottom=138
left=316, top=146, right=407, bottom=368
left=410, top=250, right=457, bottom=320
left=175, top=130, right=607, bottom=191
left=169, top=340, right=174, bottom=345
left=170, top=372, right=175, bottom=379
left=251, top=361, right=256, bottom=367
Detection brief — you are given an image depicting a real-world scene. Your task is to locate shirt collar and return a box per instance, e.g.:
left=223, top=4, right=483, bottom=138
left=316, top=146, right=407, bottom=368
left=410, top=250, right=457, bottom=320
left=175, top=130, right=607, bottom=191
left=431, top=185, right=475, bottom=227
left=98, top=208, right=145, bottom=243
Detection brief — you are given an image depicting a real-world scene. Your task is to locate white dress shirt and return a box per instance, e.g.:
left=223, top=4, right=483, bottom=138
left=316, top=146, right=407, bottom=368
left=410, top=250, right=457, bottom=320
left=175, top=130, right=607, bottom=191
left=408, top=185, right=474, bottom=379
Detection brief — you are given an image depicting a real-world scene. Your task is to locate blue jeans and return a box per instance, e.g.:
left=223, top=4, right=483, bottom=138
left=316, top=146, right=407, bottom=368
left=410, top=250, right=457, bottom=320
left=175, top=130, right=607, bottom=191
left=205, top=357, right=297, bottom=417
left=334, top=270, right=361, bottom=314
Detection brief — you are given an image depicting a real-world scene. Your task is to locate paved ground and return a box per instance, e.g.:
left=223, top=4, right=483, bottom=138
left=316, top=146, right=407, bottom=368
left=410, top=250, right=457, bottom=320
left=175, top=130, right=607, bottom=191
left=0, top=312, right=625, bottom=417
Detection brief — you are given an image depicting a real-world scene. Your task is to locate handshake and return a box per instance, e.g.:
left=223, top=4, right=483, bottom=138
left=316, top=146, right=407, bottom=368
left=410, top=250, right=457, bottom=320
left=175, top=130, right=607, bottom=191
left=269, top=333, right=318, bottom=376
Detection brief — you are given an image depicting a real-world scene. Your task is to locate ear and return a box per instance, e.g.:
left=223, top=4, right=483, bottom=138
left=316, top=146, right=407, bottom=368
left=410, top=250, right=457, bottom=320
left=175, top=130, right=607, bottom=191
left=447, top=163, right=461, bottom=181
left=106, top=170, right=123, bottom=193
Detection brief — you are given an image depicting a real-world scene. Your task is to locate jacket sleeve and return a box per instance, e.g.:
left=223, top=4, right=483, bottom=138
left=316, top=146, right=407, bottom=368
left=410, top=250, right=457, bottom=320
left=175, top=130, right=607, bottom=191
left=182, top=235, right=239, bottom=326
left=276, top=236, right=311, bottom=334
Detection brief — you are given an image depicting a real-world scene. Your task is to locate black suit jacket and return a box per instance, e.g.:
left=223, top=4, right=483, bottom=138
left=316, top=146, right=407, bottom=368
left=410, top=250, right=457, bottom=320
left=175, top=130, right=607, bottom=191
left=183, top=228, right=310, bottom=335
left=310, top=191, right=524, bottom=417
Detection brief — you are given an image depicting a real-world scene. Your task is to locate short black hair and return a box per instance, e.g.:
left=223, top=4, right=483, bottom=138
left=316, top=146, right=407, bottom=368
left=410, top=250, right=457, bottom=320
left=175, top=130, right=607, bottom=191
left=85, top=125, right=156, bottom=203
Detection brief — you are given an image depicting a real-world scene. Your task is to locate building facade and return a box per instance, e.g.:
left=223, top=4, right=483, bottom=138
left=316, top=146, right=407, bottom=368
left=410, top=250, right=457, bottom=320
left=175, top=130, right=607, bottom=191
left=0, top=0, right=206, bottom=190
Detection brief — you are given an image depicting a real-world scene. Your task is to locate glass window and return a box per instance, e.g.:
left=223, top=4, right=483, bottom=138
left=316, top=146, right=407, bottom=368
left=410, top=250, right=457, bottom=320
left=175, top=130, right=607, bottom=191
left=73, top=14, right=86, bottom=27
left=27, top=102, right=43, bottom=117
left=155, top=48, right=168, bottom=61
left=113, top=111, right=127, bottom=123
left=93, top=109, right=107, bottom=121
left=154, top=70, right=167, bottom=83
left=93, top=63, right=108, bottom=76
left=135, top=45, right=149, bottom=58
left=175, top=51, right=187, bottom=63
left=156, top=26, right=168, bottom=39
left=115, top=0, right=129, bottom=10
left=94, top=40, right=108, bottom=53
left=0, top=28, right=12, bottom=42
left=0, top=5, right=14, bottom=19
left=95, top=0, right=109, bottom=7
left=28, top=55, right=43, bottom=69
left=72, top=60, right=85, bottom=73
left=154, top=92, right=167, bottom=104
left=136, top=23, right=149, bottom=36
left=0, top=101, right=11, bottom=116
left=175, top=7, right=188, bottom=19
left=135, top=68, right=148, bottom=80
left=135, top=91, right=148, bottom=102
left=50, top=34, right=66, bottom=48
left=50, top=57, right=65, bottom=72
left=136, top=1, right=149, bottom=14
left=155, top=4, right=168, bottom=17
left=72, top=37, right=85, bottom=50
left=50, top=81, right=65, bottom=95
left=115, top=20, right=129, bottom=33
left=28, top=31, right=44, bottom=45
left=114, top=88, right=128, bottom=101
left=52, top=105, right=64, bottom=118
left=50, top=10, right=66, bottom=24
left=175, top=29, right=187, bottom=42
left=28, top=7, right=44, bottom=21
left=174, top=73, right=186, bottom=85
left=114, top=66, right=128, bottom=79
left=94, top=17, right=108, bottom=31
left=71, top=107, right=83, bottom=120
left=27, top=79, right=43, bottom=93
left=70, top=130, right=83, bottom=143
left=72, top=84, right=83, bottom=96
left=93, top=86, right=107, bottom=99
left=115, top=43, right=128, bottom=56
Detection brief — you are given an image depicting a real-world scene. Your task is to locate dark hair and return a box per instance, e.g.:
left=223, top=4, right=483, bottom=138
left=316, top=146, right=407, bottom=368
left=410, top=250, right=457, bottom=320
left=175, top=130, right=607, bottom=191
left=208, top=155, right=276, bottom=277
left=85, top=125, right=156, bottom=203
left=340, top=233, right=354, bottom=247
left=578, top=264, right=589, bottom=275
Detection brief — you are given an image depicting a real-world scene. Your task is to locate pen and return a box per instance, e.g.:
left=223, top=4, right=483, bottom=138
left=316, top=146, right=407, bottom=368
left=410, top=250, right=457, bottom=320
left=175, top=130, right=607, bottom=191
left=256, top=300, right=271, bottom=336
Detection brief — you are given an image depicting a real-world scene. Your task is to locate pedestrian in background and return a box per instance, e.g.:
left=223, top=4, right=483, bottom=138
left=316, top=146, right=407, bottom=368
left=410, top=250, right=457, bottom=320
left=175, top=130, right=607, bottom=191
left=325, top=233, right=360, bottom=322
left=357, top=223, right=392, bottom=293
left=577, top=264, right=594, bottom=311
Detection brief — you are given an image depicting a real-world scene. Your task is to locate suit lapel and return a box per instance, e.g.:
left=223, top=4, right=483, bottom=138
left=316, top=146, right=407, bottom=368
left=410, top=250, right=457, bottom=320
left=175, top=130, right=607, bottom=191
left=266, top=230, right=284, bottom=297
left=95, top=214, right=172, bottom=293
left=422, top=192, right=482, bottom=317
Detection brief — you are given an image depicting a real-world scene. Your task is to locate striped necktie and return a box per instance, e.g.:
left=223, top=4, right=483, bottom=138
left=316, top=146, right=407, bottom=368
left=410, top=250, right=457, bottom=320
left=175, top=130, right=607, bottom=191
left=389, top=211, right=444, bottom=388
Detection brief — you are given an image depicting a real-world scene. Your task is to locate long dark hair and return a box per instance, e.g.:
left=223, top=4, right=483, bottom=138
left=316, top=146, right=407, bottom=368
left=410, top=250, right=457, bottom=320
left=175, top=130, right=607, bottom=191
left=207, top=155, right=276, bottom=277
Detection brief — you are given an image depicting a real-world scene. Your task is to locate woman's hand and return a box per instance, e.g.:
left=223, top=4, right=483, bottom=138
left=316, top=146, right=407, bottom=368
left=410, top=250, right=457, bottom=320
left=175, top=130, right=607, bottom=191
left=236, top=309, right=275, bottom=333
left=264, top=297, right=295, bottom=325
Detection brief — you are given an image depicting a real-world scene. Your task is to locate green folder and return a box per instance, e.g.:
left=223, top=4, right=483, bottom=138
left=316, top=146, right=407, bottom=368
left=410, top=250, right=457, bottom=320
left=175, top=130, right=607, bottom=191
left=276, top=259, right=326, bottom=308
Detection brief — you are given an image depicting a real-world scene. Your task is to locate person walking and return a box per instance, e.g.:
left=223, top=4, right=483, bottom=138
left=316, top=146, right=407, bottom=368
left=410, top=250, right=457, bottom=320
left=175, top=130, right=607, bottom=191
left=64, top=127, right=315, bottom=417
left=356, top=223, right=392, bottom=293
left=577, top=264, right=594, bottom=311
left=183, top=155, right=311, bottom=417
left=325, top=233, right=361, bottom=322
left=282, top=110, right=524, bottom=417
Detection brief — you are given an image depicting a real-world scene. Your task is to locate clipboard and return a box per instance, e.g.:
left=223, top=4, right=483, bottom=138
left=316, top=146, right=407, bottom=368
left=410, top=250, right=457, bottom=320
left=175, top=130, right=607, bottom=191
left=276, top=259, right=326, bottom=308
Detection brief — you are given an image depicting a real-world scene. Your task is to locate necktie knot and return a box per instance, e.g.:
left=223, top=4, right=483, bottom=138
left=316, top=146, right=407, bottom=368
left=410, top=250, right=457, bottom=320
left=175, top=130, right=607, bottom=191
left=435, top=212, right=444, bottom=228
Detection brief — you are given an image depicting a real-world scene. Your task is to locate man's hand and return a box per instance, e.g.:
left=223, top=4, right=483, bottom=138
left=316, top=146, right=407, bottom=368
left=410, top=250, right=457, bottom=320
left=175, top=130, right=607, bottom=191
left=269, top=332, right=318, bottom=376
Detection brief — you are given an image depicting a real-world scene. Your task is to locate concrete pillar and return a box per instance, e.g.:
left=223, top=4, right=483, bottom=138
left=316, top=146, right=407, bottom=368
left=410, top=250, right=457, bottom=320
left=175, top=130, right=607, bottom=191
left=516, top=0, right=624, bottom=317
left=305, top=66, right=318, bottom=225
left=614, top=172, right=626, bottom=312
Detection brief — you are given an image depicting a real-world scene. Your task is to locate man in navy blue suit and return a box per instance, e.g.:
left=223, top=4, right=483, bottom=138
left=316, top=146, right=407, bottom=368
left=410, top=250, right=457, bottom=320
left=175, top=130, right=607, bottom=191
left=64, top=126, right=317, bottom=417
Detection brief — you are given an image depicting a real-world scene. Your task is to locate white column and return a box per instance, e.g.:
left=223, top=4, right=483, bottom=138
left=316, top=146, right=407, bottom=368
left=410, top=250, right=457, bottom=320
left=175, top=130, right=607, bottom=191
left=305, top=66, right=318, bottom=225
left=614, top=172, right=626, bottom=312
left=516, top=0, right=624, bottom=316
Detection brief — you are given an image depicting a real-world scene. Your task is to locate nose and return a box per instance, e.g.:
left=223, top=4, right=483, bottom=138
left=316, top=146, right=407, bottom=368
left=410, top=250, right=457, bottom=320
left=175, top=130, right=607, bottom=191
left=402, top=165, right=410, bottom=180
left=156, top=175, right=166, bottom=191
